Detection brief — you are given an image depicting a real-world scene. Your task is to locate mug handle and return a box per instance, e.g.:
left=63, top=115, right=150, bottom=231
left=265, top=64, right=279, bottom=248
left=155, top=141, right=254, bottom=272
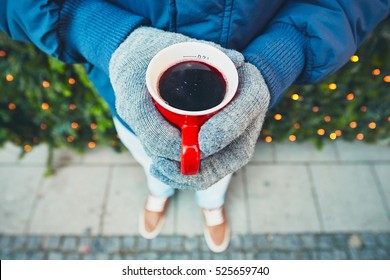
left=181, top=124, right=200, bottom=175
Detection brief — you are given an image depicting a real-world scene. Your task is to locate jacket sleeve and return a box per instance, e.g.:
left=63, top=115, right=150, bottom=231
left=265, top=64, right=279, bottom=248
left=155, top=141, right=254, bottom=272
left=242, top=0, right=390, bottom=107
left=0, top=0, right=148, bottom=72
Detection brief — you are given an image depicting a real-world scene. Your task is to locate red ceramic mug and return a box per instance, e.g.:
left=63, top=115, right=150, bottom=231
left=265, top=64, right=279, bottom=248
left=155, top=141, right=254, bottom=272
left=146, top=42, right=239, bottom=175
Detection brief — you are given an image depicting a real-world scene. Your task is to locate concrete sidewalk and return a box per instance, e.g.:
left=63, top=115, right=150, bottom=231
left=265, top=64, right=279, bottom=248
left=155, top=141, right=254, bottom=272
left=0, top=140, right=389, bottom=259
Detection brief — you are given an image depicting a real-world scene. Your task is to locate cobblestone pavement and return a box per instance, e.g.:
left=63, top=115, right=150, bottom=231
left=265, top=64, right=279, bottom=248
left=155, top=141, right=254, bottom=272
left=1, top=232, right=389, bottom=260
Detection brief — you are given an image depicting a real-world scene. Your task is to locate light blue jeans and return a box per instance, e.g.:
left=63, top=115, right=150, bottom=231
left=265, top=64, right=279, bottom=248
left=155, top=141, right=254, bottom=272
left=113, top=117, right=232, bottom=209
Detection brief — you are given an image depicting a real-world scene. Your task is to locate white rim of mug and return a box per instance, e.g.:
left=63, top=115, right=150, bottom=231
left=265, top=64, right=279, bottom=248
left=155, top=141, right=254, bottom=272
left=146, top=42, right=239, bottom=116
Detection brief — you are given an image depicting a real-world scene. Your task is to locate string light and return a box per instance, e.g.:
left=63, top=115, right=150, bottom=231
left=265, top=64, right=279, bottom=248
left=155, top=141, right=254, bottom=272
left=335, top=130, right=342, bottom=136
left=291, top=93, right=300, bottom=101
left=356, top=133, right=364, bottom=140
left=41, top=102, right=49, bottom=110
left=265, top=136, right=273, bottom=143
left=317, top=129, right=325, bottom=136
left=372, top=68, right=381, bottom=76
left=88, top=142, right=96, bottom=149
left=324, top=116, right=332, bottom=122
left=69, top=104, right=77, bottom=110
left=42, top=80, right=50, bottom=88
left=328, top=83, right=337, bottom=90
left=67, top=136, right=74, bottom=142
left=312, top=106, right=319, bottom=113
left=360, top=106, right=367, bottom=112
left=274, top=113, right=282, bottom=121
left=288, top=135, right=296, bottom=142
left=23, top=144, right=32, bottom=152
left=349, top=121, right=357, bottom=128
left=8, top=103, right=16, bottom=110
left=329, top=132, right=337, bottom=140
left=384, top=76, right=390, bottom=83
left=346, top=93, right=355, bottom=101
left=40, top=123, right=47, bottom=130
left=90, top=123, right=97, bottom=130
left=350, top=55, right=359, bottom=62
left=6, top=74, right=14, bottom=82
left=0, top=50, right=6, bottom=57
left=71, top=122, right=79, bottom=129
left=68, top=78, right=76, bottom=85
left=368, top=122, right=376, bottom=129
left=293, top=122, right=300, bottom=129
left=388, top=116, right=390, bottom=122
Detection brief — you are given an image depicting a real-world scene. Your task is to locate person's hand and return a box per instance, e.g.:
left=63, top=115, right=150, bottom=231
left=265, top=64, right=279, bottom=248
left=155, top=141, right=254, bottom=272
left=150, top=62, right=270, bottom=190
left=109, top=26, right=245, bottom=164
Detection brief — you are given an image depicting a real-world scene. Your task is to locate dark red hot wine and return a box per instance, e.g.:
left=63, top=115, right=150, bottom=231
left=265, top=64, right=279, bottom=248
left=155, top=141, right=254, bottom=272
left=158, top=61, right=226, bottom=111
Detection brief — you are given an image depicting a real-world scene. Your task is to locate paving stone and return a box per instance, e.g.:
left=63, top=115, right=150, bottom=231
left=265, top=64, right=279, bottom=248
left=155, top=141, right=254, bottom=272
left=271, top=234, right=300, bottom=250
left=48, top=252, right=64, bottom=260
left=91, top=236, right=107, bottom=252
left=255, top=252, right=272, bottom=259
left=111, top=254, right=123, bottom=260
left=0, top=142, right=20, bottom=163
left=360, top=233, right=378, bottom=248
left=317, top=234, right=334, bottom=250
left=176, top=190, right=203, bottom=235
left=12, top=236, right=28, bottom=251
left=200, top=252, right=212, bottom=260
left=336, top=141, right=390, bottom=161
left=136, top=238, right=149, bottom=251
left=274, top=141, right=338, bottom=162
left=211, top=253, right=228, bottom=260
left=247, top=165, right=320, bottom=232
left=150, top=236, right=170, bottom=251
left=228, top=234, right=242, bottom=251
left=42, top=236, right=61, bottom=250
left=106, top=237, right=121, bottom=253
left=65, top=253, right=81, bottom=260
left=27, top=236, right=42, bottom=250
left=0, top=236, right=13, bottom=250
left=332, top=250, right=349, bottom=260
left=377, top=233, right=390, bottom=247
left=160, top=253, right=174, bottom=260
left=251, top=142, right=275, bottom=163
left=82, top=147, right=136, bottom=164
left=376, top=248, right=390, bottom=259
left=94, top=253, right=110, bottom=260
left=103, top=166, right=170, bottom=235
left=242, top=235, right=255, bottom=251
left=312, top=251, right=333, bottom=260
left=374, top=164, right=390, bottom=215
left=225, top=171, right=249, bottom=234
left=122, top=236, right=136, bottom=252
left=271, top=252, right=296, bottom=260
left=358, top=249, right=377, bottom=260
left=311, top=165, right=390, bottom=231
left=0, top=166, right=44, bottom=234
left=12, top=252, right=29, bottom=260
left=135, top=252, right=159, bottom=260
left=29, top=166, right=109, bottom=235
left=173, top=253, right=191, bottom=260
left=229, top=252, right=246, bottom=260
left=62, top=236, right=78, bottom=252
left=254, top=235, right=270, bottom=249
left=300, top=234, right=317, bottom=249
left=184, top=236, right=200, bottom=251
left=169, top=236, right=183, bottom=252
left=333, top=233, right=349, bottom=248
left=29, top=252, right=45, bottom=260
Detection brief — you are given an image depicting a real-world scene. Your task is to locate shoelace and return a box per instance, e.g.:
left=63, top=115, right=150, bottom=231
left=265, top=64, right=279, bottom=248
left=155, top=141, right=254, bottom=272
left=145, top=195, right=168, bottom=212
left=203, top=208, right=224, bottom=227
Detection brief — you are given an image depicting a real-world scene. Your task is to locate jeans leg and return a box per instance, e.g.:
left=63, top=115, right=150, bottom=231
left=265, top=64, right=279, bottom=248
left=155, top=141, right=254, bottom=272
left=195, top=174, right=232, bottom=209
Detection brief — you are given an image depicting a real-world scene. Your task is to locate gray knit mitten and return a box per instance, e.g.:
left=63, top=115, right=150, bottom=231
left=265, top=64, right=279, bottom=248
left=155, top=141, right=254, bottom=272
left=109, top=27, right=245, bottom=162
left=150, top=63, right=270, bottom=190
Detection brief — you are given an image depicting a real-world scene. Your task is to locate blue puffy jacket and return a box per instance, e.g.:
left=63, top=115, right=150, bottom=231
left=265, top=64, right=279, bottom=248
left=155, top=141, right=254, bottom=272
left=1, top=0, right=389, bottom=119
